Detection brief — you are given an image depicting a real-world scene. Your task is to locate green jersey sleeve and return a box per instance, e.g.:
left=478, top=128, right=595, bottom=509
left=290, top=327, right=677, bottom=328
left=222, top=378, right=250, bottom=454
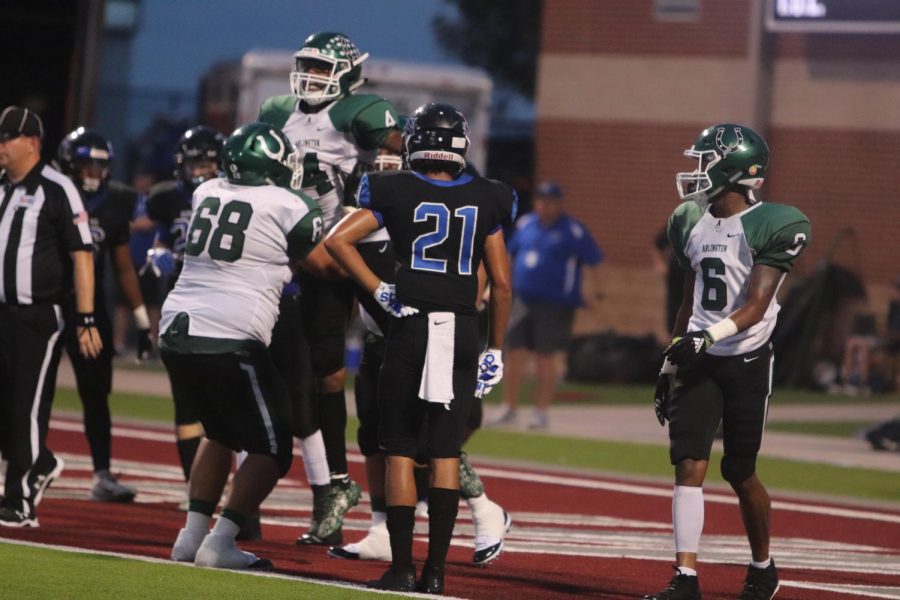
left=330, top=94, right=399, bottom=151
left=742, top=203, right=811, bottom=272
left=666, top=201, right=704, bottom=269
left=258, top=95, right=296, bottom=130
left=285, top=189, right=325, bottom=260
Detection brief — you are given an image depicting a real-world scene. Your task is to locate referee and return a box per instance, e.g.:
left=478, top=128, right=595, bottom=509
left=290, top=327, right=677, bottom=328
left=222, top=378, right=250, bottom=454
left=0, top=106, right=102, bottom=528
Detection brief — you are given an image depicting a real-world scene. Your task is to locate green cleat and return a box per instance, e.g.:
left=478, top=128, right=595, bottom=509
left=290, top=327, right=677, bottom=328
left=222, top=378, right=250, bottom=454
left=316, top=478, right=361, bottom=540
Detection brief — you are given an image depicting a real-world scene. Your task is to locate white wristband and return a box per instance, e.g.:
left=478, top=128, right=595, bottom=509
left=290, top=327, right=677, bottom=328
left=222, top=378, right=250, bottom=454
left=133, top=305, right=151, bottom=330
left=660, top=357, right=677, bottom=375
left=705, top=317, right=738, bottom=344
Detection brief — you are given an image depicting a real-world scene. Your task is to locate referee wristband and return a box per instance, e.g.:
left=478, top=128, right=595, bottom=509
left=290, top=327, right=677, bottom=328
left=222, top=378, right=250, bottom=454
left=133, top=305, right=151, bottom=330
left=75, top=312, right=96, bottom=328
left=705, top=317, right=738, bottom=344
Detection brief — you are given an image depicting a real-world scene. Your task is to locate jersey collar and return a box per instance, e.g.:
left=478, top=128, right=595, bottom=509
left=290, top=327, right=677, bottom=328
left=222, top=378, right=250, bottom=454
left=411, top=171, right=474, bottom=187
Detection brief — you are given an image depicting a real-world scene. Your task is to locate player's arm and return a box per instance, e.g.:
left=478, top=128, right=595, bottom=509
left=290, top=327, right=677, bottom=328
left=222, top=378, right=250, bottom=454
left=483, top=230, right=512, bottom=349
left=672, top=270, right=696, bottom=338
left=112, top=243, right=153, bottom=357
left=298, top=242, right=347, bottom=279
left=323, top=209, right=382, bottom=293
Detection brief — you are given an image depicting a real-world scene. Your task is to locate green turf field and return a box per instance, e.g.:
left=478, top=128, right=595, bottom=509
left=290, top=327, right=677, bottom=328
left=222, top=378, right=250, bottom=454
left=0, top=542, right=397, bottom=599
left=52, top=387, right=900, bottom=503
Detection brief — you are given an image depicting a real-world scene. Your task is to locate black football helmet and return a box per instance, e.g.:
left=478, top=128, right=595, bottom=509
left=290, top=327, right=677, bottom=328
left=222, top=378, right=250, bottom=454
left=174, top=125, right=225, bottom=189
left=58, top=127, right=113, bottom=193
left=403, top=103, right=469, bottom=177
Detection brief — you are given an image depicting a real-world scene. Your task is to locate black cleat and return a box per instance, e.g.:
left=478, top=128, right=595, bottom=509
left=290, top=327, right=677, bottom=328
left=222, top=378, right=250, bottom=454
left=738, top=561, right=780, bottom=600
left=296, top=529, right=342, bottom=546
left=366, top=565, right=416, bottom=591
left=643, top=568, right=702, bottom=600
left=0, top=506, right=38, bottom=528
left=417, top=562, right=445, bottom=594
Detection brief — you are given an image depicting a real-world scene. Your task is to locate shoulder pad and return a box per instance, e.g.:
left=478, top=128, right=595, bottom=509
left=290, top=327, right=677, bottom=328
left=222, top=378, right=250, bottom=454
left=329, top=94, right=395, bottom=131
left=259, top=95, right=297, bottom=129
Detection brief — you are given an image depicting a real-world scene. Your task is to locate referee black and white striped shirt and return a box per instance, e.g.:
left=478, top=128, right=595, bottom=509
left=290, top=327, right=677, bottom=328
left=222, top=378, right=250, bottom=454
left=0, top=161, right=93, bottom=306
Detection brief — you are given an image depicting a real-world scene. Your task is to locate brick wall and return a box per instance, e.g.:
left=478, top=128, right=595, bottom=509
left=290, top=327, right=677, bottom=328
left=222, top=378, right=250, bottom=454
left=535, top=0, right=899, bottom=336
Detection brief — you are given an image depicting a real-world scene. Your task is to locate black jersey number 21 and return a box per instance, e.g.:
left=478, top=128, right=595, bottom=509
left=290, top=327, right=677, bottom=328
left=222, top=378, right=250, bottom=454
left=411, top=202, right=478, bottom=275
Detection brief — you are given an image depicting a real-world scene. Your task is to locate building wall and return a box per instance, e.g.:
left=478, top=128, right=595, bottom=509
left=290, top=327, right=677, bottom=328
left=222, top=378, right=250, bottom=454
left=536, top=0, right=900, bottom=338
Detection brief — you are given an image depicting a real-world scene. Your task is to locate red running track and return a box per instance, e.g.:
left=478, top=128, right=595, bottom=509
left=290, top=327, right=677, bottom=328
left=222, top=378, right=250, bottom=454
left=1, top=417, right=899, bottom=599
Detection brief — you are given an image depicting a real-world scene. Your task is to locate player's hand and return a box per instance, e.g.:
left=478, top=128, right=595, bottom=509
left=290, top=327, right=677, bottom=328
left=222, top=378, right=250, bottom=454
left=477, top=348, right=503, bottom=388
left=475, top=380, right=492, bottom=398
left=654, top=373, right=672, bottom=426
left=373, top=281, right=419, bottom=318
left=76, top=313, right=103, bottom=359
left=135, top=329, right=153, bottom=361
left=663, top=331, right=713, bottom=368
left=140, top=248, right=176, bottom=278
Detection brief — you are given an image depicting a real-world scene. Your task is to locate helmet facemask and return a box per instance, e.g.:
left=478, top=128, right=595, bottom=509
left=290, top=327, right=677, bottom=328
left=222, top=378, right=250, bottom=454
left=72, top=150, right=111, bottom=193
left=676, top=148, right=722, bottom=208
left=290, top=51, right=368, bottom=105
left=285, top=149, right=304, bottom=190
left=374, top=152, right=402, bottom=172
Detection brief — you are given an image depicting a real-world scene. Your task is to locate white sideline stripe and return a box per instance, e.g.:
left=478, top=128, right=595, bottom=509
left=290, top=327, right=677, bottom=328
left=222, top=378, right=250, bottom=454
left=240, top=363, right=278, bottom=455
left=50, top=419, right=900, bottom=525
left=475, top=466, right=900, bottom=525
left=782, top=580, right=900, bottom=599
left=0, top=538, right=463, bottom=599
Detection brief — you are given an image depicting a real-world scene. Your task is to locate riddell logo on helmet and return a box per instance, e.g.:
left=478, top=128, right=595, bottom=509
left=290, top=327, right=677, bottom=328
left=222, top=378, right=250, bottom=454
left=421, top=151, right=456, bottom=161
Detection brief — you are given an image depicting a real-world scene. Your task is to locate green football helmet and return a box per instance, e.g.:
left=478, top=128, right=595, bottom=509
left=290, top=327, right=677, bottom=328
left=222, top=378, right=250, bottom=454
left=222, top=123, right=303, bottom=189
left=676, top=123, right=769, bottom=206
left=290, top=32, right=368, bottom=106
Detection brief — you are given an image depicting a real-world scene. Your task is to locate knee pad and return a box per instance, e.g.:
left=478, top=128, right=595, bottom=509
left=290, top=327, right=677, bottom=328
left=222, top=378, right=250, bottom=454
left=720, top=454, right=756, bottom=484
left=309, top=335, right=345, bottom=378
left=356, top=425, right=380, bottom=456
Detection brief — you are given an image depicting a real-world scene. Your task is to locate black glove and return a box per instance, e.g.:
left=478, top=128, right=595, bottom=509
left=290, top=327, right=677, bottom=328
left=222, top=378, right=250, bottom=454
left=654, top=373, right=672, bottom=426
left=136, top=329, right=153, bottom=361
left=663, top=330, right=713, bottom=368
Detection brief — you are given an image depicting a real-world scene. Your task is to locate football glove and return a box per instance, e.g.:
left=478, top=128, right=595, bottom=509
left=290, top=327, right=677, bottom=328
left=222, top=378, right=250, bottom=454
left=373, top=281, right=419, bottom=318
left=477, top=348, right=503, bottom=388
left=141, top=248, right=176, bottom=278
left=654, top=373, right=673, bottom=426
left=663, top=330, right=713, bottom=368
left=136, top=329, right=153, bottom=361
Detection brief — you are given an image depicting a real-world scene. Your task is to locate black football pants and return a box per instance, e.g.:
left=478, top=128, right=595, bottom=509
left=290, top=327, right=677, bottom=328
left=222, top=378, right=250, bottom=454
left=0, top=303, right=65, bottom=515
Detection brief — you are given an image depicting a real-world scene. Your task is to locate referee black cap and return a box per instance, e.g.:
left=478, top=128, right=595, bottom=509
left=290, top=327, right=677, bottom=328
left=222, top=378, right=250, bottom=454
left=0, top=106, right=44, bottom=142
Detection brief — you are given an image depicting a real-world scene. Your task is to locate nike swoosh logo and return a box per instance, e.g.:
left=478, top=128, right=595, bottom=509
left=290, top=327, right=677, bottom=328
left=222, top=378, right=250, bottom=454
left=727, top=233, right=741, bottom=238
left=434, top=320, right=449, bottom=325
left=378, top=243, right=388, bottom=253
left=316, top=126, right=330, bottom=131
left=744, top=356, right=759, bottom=363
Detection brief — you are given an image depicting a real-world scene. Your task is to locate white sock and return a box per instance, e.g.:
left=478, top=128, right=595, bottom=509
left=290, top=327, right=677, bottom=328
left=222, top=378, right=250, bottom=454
left=212, top=514, right=241, bottom=539
left=673, top=485, right=704, bottom=554
left=299, top=432, right=331, bottom=486
left=371, top=511, right=387, bottom=527
left=185, top=510, right=211, bottom=534
left=235, top=451, right=248, bottom=469
left=751, top=558, right=772, bottom=569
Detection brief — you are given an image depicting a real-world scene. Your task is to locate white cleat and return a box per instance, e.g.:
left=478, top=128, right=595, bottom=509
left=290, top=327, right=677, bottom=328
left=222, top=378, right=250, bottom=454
left=472, top=498, right=512, bottom=566
left=171, top=527, right=208, bottom=562
left=327, top=520, right=392, bottom=561
left=194, top=532, right=272, bottom=570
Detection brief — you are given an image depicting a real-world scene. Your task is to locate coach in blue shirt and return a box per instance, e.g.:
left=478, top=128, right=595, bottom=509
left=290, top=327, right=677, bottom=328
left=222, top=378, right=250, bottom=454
left=487, top=181, right=603, bottom=429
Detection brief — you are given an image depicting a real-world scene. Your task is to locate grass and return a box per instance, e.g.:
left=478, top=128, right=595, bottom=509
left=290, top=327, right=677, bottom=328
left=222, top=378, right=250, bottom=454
left=0, top=542, right=396, bottom=599
left=52, top=386, right=900, bottom=503
left=766, top=420, right=876, bottom=438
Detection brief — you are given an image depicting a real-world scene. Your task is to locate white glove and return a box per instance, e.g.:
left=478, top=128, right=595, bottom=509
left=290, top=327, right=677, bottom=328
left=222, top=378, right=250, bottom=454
left=477, top=348, right=503, bottom=386
left=373, top=281, right=419, bottom=318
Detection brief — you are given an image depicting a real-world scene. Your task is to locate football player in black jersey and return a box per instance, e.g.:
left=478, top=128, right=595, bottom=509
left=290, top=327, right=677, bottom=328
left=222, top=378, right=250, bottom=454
left=326, top=103, right=515, bottom=594
left=57, top=128, right=152, bottom=502
left=145, top=126, right=224, bottom=483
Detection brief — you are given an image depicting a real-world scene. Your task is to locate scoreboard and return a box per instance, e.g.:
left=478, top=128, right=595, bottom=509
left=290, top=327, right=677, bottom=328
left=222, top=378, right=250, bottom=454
left=766, top=0, right=900, bottom=33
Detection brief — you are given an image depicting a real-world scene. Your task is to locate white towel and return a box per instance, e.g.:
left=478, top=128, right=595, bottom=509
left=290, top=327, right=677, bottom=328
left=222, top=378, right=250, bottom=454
left=418, top=312, right=455, bottom=405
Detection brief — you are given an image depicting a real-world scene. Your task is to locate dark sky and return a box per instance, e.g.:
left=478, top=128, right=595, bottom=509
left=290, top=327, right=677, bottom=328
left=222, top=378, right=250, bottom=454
left=130, top=0, right=458, bottom=90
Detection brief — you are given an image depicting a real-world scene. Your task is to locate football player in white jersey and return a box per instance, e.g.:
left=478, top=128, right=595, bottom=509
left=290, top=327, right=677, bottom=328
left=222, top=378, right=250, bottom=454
left=259, top=31, right=402, bottom=546
left=161, top=123, right=323, bottom=570
left=645, top=124, right=810, bottom=600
